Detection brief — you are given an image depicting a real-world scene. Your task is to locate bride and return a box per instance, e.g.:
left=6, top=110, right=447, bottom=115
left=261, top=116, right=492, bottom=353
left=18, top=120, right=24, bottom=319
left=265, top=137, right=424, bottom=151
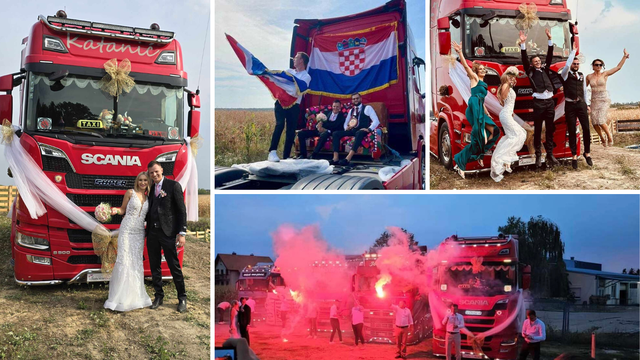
left=104, top=172, right=152, bottom=311
left=491, top=67, right=526, bottom=182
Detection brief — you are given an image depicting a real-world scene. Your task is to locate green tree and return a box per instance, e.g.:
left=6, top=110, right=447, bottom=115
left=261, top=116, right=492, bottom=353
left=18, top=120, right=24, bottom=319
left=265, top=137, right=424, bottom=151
left=498, top=216, right=570, bottom=299
left=372, top=228, right=416, bottom=248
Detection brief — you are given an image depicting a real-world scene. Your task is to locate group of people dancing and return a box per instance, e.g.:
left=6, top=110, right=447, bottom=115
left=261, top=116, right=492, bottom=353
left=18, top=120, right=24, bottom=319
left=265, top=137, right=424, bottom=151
left=452, top=29, right=629, bottom=182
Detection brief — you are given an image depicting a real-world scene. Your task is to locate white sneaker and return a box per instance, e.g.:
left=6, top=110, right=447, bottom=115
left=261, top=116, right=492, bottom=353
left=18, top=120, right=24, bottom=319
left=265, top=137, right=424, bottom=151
left=268, top=150, right=280, bottom=162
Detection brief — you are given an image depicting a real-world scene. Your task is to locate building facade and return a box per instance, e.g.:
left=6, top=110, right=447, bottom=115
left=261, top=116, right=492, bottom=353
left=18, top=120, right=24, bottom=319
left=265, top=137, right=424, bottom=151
left=565, top=257, right=639, bottom=305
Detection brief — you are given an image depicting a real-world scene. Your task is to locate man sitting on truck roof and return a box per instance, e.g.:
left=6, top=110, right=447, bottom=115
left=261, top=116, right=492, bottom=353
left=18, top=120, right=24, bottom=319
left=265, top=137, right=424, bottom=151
left=268, top=52, right=312, bottom=162
left=297, top=99, right=345, bottom=159
left=330, top=92, right=380, bottom=166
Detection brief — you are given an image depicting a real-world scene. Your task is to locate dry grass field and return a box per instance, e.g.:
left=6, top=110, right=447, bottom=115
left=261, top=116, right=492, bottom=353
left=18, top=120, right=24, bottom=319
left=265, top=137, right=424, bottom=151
left=215, top=109, right=277, bottom=167
left=0, top=196, right=211, bottom=360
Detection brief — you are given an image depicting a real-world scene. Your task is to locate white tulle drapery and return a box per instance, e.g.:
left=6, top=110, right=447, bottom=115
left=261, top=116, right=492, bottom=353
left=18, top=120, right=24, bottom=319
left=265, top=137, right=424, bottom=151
left=2, top=123, right=114, bottom=237
left=448, top=61, right=566, bottom=130
left=174, top=137, right=199, bottom=222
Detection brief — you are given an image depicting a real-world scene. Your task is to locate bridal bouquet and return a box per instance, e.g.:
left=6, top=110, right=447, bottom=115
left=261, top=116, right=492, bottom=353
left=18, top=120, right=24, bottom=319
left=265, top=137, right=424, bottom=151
left=95, top=203, right=112, bottom=223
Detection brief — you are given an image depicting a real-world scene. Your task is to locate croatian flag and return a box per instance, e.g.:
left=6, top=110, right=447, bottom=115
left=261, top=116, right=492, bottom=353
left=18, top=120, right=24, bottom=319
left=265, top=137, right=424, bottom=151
left=308, top=22, right=398, bottom=97
left=226, top=34, right=309, bottom=109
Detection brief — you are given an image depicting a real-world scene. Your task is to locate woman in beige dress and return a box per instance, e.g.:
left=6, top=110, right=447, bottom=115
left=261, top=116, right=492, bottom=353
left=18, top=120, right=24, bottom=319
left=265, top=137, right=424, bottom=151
left=587, top=49, right=630, bottom=146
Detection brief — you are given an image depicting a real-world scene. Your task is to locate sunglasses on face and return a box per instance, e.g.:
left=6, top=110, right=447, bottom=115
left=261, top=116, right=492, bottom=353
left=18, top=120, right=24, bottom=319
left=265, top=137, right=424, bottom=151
left=593, top=64, right=603, bottom=67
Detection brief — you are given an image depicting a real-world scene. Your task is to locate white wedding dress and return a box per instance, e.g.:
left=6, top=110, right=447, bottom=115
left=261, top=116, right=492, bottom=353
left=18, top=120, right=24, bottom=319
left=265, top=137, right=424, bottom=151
left=491, top=89, right=526, bottom=182
left=104, top=191, right=152, bottom=311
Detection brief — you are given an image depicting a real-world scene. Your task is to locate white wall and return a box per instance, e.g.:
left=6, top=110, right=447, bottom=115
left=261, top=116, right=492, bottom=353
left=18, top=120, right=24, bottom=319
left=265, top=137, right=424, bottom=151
left=568, top=272, right=597, bottom=304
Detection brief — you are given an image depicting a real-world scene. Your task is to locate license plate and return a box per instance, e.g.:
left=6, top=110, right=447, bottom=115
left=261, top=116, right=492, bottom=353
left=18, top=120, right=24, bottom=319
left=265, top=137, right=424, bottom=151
left=519, top=157, right=535, bottom=166
left=87, top=272, right=111, bottom=282
left=464, top=354, right=483, bottom=359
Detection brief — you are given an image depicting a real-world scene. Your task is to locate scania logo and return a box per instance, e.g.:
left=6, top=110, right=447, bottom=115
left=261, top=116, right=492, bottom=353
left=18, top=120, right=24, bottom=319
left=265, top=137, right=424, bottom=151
left=517, top=88, right=534, bottom=96
left=81, top=153, right=142, bottom=167
left=459, top=299, right=489, bottom=306
left=95, top=179, right=128, bottom=187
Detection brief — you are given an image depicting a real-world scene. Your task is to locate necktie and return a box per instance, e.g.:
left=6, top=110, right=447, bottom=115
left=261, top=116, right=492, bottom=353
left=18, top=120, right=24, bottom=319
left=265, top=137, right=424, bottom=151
left=156, top=183, right=161, bottom=197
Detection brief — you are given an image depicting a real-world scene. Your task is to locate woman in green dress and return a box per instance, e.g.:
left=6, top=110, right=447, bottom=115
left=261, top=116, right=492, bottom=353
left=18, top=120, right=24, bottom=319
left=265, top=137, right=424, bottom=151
left=451, top=41, right=501, bottom=179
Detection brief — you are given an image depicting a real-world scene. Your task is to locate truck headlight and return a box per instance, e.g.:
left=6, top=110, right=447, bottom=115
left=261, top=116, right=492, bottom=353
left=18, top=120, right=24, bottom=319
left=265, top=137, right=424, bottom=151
left=155, top=151, right=178, bottom=162
left=155, top=51, right=176, bottom=65
left=43, top=35, right=68, bottom=53
left=17, top=232, right=50, bottom=251
left=549, top=0, right=563, bottom=5
left=26, top=255, right=52, bottom=265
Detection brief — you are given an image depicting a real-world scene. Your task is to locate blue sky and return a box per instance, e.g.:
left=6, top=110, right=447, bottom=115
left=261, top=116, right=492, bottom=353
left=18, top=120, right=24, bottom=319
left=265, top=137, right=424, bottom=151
left=0, top=0, right=210, bottom=188
left=216, top=194, right=640, bottom=273
left=214, top=0, right=426, bottom=108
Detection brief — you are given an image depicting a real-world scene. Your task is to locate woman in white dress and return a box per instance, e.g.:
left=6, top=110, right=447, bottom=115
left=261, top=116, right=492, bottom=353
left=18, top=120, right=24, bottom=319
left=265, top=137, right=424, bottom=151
left=491, top=67, right=526, bottom=182
left=104, top=172, right=152, bottom=312
left=229, top=300, right=240, bottom=338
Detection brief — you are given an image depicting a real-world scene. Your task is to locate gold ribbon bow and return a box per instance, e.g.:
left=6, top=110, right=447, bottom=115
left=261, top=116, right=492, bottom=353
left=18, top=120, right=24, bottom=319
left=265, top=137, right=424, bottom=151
left=190, top=135, right=203, bottom=157
left=516, top=3, right=539, bottom=31
left=91, top=226, right=118, bottom=273
left=471, top=256, right=485, bottom=274
left=470, top=334, right=486, bottom=356
left=100, top=58, right=135, bottom=97
left=1, top=119, right=14, bottom=144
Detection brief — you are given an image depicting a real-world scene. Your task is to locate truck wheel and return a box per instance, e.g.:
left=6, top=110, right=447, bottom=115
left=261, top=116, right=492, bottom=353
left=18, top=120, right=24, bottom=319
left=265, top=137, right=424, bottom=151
left=291, top=174, right=383, bottom=190
left=438, top=123, right=454, bottom=170
left=214, top=166, right=248, bottom=188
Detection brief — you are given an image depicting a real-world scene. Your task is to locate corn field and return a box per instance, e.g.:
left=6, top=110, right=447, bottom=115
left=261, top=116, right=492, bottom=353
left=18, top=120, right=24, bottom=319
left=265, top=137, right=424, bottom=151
left=214, top=109, right=280, bottom=166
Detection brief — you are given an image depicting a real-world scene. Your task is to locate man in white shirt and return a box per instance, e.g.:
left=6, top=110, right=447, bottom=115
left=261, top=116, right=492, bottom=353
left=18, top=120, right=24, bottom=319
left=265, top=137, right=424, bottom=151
left=441, top=304, right=466, bottom=360
left=391, top=300, right=414, bottom=359
left=330, top=92, right=380, bottom=166
left=519, top=310, right=546, bottom=360
left=351, top=304, right=365, bottom=347
left=329, top=300, right=343, bottom=343
left=217, top=301, right=231, bottom=324
left=268, top=52, right=312, bottom=162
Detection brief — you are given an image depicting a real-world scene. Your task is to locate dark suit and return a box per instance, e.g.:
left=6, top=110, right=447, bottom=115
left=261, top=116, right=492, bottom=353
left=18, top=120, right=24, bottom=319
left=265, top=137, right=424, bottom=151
left=238, top=304, right=252, bottom=346
left=297, top=110, right=345, bottom=157
left=522, top=43, right=556, bottom=157
left=146, top=177, right=188, bottom=301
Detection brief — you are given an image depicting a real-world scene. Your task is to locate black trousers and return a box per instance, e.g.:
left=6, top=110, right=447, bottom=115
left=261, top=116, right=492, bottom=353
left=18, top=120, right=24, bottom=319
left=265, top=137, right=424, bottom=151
left=330, top=318, right=342, bottom=341
left=147, top=227, right=186, bottom=301
left=518, top=341, right=540, bottom=360
left=352, top=323, right=365, bottom=345
left=308, top=318, right=318, bottom=336
left=297, top=129, right=332, bottom=157
left=332, top=129, right=369, bottom=153
left=239, top=324, right=250, bottom=346
left=270, top=102, right=300, bottom=159
left=533, top=98, right=556, bottom=157
left=565, top=101, right=591, bottom=155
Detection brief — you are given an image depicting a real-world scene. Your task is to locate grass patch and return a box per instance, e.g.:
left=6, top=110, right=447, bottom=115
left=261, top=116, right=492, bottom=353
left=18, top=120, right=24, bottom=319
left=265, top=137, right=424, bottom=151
left=77, top=300, right=87, bottom=310
left=75, top=328, right=96, bottom=342
left=547, top=325, right=639, bottom=350
left=184, top=313, right=209, bottom=329
left=89, top=310, right=109, bottom=328
left=614, top=155, right=637, bottom=177
left=140, top=334, right=184, bottom=360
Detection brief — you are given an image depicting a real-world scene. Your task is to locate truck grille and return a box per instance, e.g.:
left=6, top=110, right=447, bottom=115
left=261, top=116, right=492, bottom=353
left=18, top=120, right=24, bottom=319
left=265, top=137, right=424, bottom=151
left=67, top=255, right=101, bottom=264
left=67, top=229, right=93, bottom=243
left=42, top=156, right=73, bottom=173
left=464, top=318, right=495, bottom=326
left=462, top=334, right=493, bottom=342
left=66, top=174, right=136, bottom=190
left=160, top=162, right=174, bottom=176
left=67, top=194, right=124, bottom=207
left=69, top=211, right=123, bottom=225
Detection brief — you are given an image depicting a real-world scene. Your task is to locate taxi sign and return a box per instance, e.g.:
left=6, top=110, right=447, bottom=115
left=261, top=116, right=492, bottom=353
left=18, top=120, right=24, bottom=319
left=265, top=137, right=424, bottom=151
left=77, top=120, right=104, bottom=129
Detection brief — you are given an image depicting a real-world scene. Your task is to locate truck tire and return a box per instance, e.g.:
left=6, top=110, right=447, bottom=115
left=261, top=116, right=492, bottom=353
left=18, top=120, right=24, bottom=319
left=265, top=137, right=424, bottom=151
left=291, top=174, right=383, bottom=190
left=215, top=166, right=248, bottom=188
left=438, top=122, right=454, bottom=170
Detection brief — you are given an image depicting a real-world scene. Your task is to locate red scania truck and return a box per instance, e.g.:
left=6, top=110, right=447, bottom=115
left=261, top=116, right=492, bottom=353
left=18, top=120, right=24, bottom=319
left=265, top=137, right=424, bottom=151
left=431, top=235, right=531, bottom=359
left=0, top=12, right=201, bottom=285
left=215, top=0, right=426, bottom=190
left=430, top=0, right=580, bottom=173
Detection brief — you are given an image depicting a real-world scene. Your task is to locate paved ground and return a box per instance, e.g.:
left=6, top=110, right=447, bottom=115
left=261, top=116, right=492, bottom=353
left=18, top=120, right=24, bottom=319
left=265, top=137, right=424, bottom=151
left=539, top=308, right=640, bottom=333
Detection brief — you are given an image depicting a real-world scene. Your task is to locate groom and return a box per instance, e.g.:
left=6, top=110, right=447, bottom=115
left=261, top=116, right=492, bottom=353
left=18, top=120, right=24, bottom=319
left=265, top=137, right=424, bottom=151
left=146, top=160, right=188, bottom=313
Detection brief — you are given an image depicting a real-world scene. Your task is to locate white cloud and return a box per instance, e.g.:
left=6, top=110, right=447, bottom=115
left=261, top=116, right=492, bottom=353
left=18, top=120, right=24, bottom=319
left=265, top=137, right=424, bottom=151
left=316, top=201, right=349, bottom=220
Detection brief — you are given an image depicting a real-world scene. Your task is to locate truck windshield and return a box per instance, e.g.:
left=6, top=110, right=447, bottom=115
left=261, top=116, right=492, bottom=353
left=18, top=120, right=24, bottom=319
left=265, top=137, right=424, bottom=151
left=443, top=263, right=516, bottom=296
left=237, top=279, right=269, bottom=291
left=465, top=16, right=571, bottom=61
left=26, top=73, right=184, bottom=140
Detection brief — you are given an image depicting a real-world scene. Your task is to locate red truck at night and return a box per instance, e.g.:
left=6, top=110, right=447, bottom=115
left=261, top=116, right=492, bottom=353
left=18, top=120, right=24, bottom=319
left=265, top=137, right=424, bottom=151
left=0, top=12, right=201, bottom=285
left=431, top=235, right=531, bottom=359
left=215, top=0, right=426, bottom=190
left=430, top=0, right=580, bottom=174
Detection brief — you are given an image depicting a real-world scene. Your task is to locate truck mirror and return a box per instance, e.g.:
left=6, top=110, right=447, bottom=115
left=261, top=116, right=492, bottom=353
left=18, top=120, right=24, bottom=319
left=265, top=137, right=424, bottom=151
left=188, top=93, right=201, bottom=109
left=437, top=17, right=450, bottom=30
left=438, top=32, right=452, bottom=55
left=0, top=94, right=12, bottom=122
left=187, top=110, right=200, bottom=138
left=48, top=70, right=69, bottom=82
left=0, top=75, right=13, bottom=92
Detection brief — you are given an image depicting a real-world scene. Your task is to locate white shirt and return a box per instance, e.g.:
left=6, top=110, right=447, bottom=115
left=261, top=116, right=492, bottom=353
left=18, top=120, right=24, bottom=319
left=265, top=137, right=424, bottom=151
left=246, top=298, right=256, bottom=312
left=287, top=68, right=311, bottom=104
left=391, top=305, right=414, bottom=327
left=306, top=303, right=318, bottom=318
left=522, top=318, right=546, bottom=343
left=521, top=40, right=554, bottom=100
left=442, top=313, right=465, bottom=333
left=217, top=301, right=231, bottom=310
left=330, top=304, right=339, bottom=319
left=344, top=104, right=380, bottom=131
left=560, top=49, right=590, bottom=105
left=352, top=306, right=364, bottom=325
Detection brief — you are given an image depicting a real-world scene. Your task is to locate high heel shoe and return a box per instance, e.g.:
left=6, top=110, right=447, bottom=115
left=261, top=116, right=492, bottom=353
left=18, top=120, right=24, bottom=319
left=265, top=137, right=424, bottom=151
left=505, top=164, right=512, bottom=173
left=478, top=159, right=484, bottom=167
left=453, top=165, right=466, bottom=179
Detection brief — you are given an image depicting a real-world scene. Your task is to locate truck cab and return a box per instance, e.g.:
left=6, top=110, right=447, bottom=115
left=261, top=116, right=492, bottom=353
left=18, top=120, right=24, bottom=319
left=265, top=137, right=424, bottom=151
left=237, top=263, right=285, bottom=323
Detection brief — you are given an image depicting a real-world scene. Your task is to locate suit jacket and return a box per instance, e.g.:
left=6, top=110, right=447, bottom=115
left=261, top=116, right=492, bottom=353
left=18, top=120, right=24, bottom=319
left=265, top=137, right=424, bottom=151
left=321, top=110, right=345, bottom=132
left=521, top=44, right=558, bottom=93
left=146, top=177, right=187, bottom=238
left=238, top=304, right=252, bottom=327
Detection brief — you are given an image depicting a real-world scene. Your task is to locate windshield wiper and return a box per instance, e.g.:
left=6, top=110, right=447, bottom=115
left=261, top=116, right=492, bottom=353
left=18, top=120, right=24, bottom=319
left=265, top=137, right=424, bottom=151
left=127, top=133, right=167, bottom=142
left=47, top=129, right=103, bottom=138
